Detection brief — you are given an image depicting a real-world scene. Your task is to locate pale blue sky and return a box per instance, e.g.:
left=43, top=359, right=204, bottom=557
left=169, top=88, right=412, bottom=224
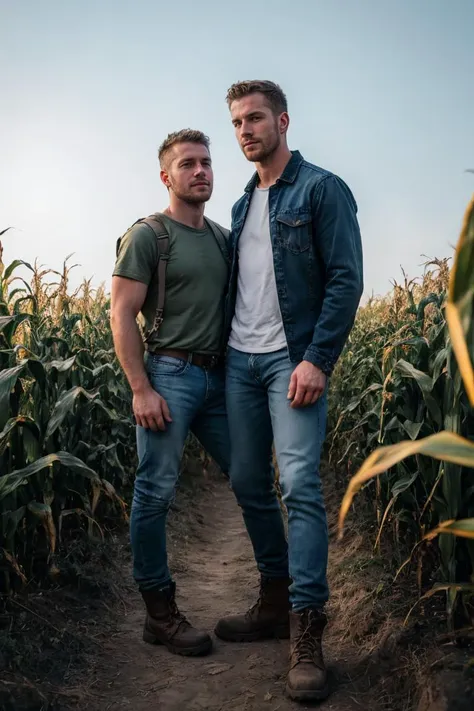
left=1, top=0, right=473, bottom=298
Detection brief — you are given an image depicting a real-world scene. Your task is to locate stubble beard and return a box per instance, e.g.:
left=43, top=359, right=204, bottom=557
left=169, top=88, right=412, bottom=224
left=243, top=124, right=280, bottom=163
left=171, top=183, right=212, bottom=205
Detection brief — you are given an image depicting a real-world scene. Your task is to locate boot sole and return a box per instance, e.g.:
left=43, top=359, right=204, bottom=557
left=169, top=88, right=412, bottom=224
left=285, top=682, right=330, bottom=701
left=143, top=626, right=212, bottom=656
left=214, top=622, right=290, bottom=643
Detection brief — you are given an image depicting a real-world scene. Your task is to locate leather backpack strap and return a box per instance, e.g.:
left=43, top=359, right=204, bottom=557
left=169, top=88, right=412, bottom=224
left=204, top=217, right=230, bottom=265
left=138, top=213, right=170, bottom=343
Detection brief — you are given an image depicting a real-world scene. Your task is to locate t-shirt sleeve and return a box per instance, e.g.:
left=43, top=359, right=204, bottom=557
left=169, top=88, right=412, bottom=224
left=112, top=223, right=158, bottom=285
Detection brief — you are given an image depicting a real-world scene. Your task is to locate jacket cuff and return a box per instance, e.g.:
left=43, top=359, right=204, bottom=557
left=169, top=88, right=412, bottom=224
left=302, top=347, right=335, bottom=376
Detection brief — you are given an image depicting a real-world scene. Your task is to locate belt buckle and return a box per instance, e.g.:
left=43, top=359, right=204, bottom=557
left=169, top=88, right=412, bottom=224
left=203, top=354, right=218, bottom=369
left=195, top=353, right=219, bottom=369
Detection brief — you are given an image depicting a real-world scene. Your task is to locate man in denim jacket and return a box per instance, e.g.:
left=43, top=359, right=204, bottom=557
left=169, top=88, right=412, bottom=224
left=215, top=81, right=363, bottom=702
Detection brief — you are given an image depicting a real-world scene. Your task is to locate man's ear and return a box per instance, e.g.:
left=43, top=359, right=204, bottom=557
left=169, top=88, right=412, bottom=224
left=160, top=169, right=171, bottom=189
left=279, top=111, right=290, bottom=135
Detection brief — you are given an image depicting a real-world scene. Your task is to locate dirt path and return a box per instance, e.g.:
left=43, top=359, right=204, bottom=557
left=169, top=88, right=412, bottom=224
left=82, top=479, right=405, bottom=711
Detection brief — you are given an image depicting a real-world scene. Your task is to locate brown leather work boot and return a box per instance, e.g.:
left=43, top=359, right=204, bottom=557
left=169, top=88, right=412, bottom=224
left=286, top=608, right=329, bottom=701
left=214, top=576, right=291, bottom=642
left=141, top=583, right=212, bottom=656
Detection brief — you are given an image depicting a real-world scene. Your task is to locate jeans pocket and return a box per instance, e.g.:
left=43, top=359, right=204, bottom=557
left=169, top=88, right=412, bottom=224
left=147, top=355, right=190, bottom=377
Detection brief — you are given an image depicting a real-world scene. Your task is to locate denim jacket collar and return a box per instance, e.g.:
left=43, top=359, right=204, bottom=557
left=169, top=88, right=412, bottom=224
left=244, top=150, right=304, bottom=193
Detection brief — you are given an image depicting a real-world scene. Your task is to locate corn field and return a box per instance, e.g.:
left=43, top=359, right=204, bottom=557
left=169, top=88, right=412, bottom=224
left=1, top=195, right=473, bottom=631
left=333, top=195, right=474, bottom=629
left=0, top=236, right=210, bottom=596
left=0, top=238, right=135, bottom=593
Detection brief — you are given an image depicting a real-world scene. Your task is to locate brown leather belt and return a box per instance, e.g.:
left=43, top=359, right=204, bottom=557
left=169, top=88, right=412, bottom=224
left=149, top=348, right=223, bottom=369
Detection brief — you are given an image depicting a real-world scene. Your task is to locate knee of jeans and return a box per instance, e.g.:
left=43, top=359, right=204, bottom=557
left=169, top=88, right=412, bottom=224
left=228, top=471, right=247, bottom=498
left=229, top=468, right=273, bottom=500
left=132, top=478, right=176, bottom=513
left=279, top=466, right=323, bottom=505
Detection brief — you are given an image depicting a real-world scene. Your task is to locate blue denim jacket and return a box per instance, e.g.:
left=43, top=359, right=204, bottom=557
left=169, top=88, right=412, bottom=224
left=225, top=150, right=364, bottom=375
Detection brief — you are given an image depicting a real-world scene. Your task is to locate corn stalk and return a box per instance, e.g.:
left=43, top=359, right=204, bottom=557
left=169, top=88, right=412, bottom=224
left=335, top=195, right=474, bottom=629
left=0, top=240, right=135, bottom=592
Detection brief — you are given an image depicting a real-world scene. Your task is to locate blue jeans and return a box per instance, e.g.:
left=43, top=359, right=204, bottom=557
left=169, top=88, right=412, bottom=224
left=131, top=353, right=230, bottom=591
left=225, top=347, right=329, bottom=611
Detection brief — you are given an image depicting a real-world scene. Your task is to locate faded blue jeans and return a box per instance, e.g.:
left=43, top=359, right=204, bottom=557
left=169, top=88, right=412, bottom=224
left=131, top=353, right=230, bottom=591
left=225, top=346, right=329, bottom=611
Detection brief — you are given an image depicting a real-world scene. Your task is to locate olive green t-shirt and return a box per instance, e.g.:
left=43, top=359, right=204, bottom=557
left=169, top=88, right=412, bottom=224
left=112, top=215, right=229, bottom=354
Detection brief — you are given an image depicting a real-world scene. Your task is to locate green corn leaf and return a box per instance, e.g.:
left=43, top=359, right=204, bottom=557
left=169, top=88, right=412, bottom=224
left=22, top=423, right=42, bottom=462
left=432, top=347, right=448, bottom=383
left=0, top=363, right=26, bottom=430
left=91, top=363, right=116, bottom=379
left=416, top=293, right=442, bottom=321
left=391, top=336, right=430, bottom=350
left=401, top=420, right=423, bottom=440
left=0, top=315, right=17, bottom=333
left=45, top=386, right=99, bottom=439
left=0, top=313, right=30, bottom=347
left=0, top=416, right=41, bottom=458
left=25, top=358, right=47, bottom=391
left=395, top=359, right=442, bottom=427
left=7, top=287, right=28, bottom=302
left=46, top=354, right=78, bottom=372
left=0, top=452, right=99, bottom=501
left=45, top=386, right=117, bottom=440
left=3, top=259, right=34, bottom=282
left=346, top=383, right=383, bottom=413
left=395, top=359, right=433, bottom=393
left=384, top=416, right=400, bottom=432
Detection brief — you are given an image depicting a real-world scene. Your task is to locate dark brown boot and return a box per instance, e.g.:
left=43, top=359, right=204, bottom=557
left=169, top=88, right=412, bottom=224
left=141, top=583, right=212, bottom=656
left=286, top=608, right=329, bottom=701
left=214, top=576, right=291, bottom=642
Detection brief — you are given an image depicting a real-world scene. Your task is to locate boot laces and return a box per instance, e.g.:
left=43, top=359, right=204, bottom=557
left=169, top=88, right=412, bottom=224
left=245, top=590, right=263, bottom=620
left=294, top=623, right=318, bottom=663
left=169, top=597, right=190, bottom=629
left=245, top=580, right=271, bottom=620
left=292, top=612, right=324, bottom=666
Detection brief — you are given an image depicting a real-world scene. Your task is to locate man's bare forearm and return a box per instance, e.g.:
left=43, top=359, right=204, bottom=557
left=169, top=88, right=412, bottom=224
left=111, top=311, right=150, bottom=395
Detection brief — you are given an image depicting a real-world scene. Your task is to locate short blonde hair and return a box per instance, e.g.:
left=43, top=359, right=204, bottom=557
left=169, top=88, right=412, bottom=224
left=226, top=80, right=288, bottom=114
left=158, top=129, right=210, bottom=168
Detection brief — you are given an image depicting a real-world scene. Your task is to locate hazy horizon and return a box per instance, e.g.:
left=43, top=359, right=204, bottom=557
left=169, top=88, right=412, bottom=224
left=2, top=0, right=473, bottom=300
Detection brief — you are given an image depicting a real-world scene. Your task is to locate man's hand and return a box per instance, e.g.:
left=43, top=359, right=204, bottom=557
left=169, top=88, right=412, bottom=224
left=133, top=385, right=172, bottom=431
left=287, top=361, right=327, bottom=408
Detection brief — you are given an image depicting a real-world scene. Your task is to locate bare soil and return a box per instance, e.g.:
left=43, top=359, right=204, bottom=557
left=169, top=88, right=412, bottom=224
left=62, top=477, right=419, bottom=711
left=3, top=470, right=473, bottom=711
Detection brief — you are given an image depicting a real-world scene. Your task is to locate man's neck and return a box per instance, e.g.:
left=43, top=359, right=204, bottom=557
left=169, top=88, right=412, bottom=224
left=256, top=145, right=293, bottom=189
left=163, top=200, right=206, bottom=229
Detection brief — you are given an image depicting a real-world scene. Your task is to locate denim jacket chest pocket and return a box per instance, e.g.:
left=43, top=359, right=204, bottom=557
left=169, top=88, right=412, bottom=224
left=275, top=211, right=312, bottom=254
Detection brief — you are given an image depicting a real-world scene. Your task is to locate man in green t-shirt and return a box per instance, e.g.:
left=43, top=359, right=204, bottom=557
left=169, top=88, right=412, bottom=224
left=111, top=129, right=230, bottom=657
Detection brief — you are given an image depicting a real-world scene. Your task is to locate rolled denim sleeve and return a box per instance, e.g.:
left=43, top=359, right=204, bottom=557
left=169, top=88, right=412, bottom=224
left=303, top=175, right=364, bottom=375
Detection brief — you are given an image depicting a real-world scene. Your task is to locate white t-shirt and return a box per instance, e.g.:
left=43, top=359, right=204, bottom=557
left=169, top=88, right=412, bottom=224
left=229, top=188, right=287, bottom=353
